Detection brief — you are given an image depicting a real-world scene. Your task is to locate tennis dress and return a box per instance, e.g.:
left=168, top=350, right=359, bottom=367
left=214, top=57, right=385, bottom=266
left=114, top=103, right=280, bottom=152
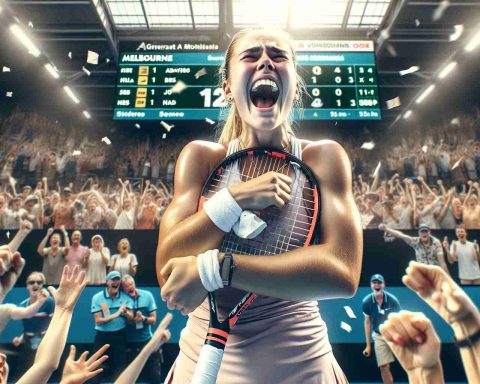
left=166, top=138, right=348, bottom=384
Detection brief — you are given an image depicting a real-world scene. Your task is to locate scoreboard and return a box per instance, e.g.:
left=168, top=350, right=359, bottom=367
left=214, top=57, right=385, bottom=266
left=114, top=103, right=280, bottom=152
left=114, top=40, right=381, bottom=121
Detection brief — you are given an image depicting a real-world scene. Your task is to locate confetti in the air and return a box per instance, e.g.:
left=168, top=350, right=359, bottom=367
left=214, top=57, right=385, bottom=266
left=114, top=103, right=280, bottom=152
left=82, top=66, right=91, bottom=76
left=340, top=322, right=352, bottom=333
left=205, top=118, right=215, bottom=125
left=195, top=67, right=207, bottom=79
left=451, top=117, right=460, bottom=126
left=344, top=306, right=357, bottom=319
left=451, top=158, right=463, bottom=170
left=170, top=80, right=187, bottom=94
left=162, top=133, right=167, bottom=139
left=68, top=52, right=73, bottom=59
left=101, top=137, right=111, bottom=145
left=399, top=66, right=420, bottom=76
left=28, top=21, right=34, bottom=28
left=134, top=123, right=141, bottom=129
left=385, top=43, right=398, bottom=57
left=361, top=141, right=375, bottom=150
left=432, top=0, right=450, bottom=21
left=386, top=96, right=401, bottom=109
left=72, top=150, right=81, bottom=156
left=6, top=231, right=10, bottom=239
left=2, top=66, right=10, bottom=72
left=373, top=161, right=382, bottom=178
left=415, top=18, right=421, bottom=27
left=449, top=25, right=464, bottom=42
left=6, top=91, right=13, bottom=97
left=160, top=121, right=174, bottom=132
left=422, top=145, right=429, bottom=153
left=87, top=50, right=99, bottom=65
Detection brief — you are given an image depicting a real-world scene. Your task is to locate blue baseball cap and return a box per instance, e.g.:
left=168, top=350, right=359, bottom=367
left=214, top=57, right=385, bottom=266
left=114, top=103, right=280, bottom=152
left=370, top=274, right=385, bottom=283
left=106, top=271, right=121, bottom=280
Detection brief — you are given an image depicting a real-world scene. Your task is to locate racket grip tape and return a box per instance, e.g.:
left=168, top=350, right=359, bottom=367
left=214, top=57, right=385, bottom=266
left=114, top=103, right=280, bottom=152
left=191, top=344, right=224, bottom=384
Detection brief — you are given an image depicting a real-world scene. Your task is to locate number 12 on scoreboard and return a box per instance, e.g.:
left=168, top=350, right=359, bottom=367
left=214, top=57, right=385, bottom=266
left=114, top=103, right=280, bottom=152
left=199, top=88, right=228, bottom=108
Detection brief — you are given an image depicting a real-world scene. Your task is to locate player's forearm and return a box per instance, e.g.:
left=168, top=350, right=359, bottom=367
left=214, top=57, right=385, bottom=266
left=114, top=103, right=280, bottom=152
left=451, top=314, right=480, bottom=383
left=406, top=363, right=444, bottom=384
left=156, top=210, right=224, bottom=272
left=229, top=242, right=361, bottom=300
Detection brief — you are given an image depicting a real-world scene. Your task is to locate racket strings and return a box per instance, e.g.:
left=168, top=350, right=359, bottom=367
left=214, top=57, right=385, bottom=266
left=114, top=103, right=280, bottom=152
left=205, top=153, right=317, bottom=256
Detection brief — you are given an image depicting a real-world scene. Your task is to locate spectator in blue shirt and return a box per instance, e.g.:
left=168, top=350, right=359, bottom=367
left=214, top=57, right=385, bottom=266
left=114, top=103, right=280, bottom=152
left=362, top=274, right=402, bottom=384
left=91, top=270, right=133, bottom=383
left=11, top=271, right=55, bottom=380
left=122, top=274, right=162, bottom=383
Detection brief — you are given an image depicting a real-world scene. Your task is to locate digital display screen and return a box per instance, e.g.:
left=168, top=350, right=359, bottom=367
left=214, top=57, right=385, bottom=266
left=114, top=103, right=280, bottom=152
left=114, top=40, right=381, bottom=121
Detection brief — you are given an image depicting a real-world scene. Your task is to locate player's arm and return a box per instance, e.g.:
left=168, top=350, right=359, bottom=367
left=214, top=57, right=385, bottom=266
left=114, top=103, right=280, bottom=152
left=228, top=140, right=362, bottom=300
left=156, top=141, right=226, bottom=285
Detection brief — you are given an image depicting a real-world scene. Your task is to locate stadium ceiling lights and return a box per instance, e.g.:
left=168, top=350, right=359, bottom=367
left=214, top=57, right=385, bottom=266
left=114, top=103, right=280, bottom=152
left=9, top=24, right=40, bottom=57
left=415, top=84, right=435, bottom=104
left=44, top=63, right=60, bottom=79
left=438, top=61, right=457, bottom=80
left=104, top=0, right=390, bottom=30
left=64, top=86, right=81, bottom=104
left=105, top=0, right=219, bottom=29
left=465, top=29, right=480, bottom=52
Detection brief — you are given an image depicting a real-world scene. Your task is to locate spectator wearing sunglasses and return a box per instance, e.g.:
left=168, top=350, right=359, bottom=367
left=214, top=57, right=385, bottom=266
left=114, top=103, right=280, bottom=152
left=10, top=272, right=54, bottom=380
left=362, top=274, right=402, bottom=384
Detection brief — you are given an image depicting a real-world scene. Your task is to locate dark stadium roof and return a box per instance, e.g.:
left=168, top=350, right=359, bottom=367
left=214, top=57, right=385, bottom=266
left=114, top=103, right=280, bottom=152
left=0, top=0, right=479, bottom=129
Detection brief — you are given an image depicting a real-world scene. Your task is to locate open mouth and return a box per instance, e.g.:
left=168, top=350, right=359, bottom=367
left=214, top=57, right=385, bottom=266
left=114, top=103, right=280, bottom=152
left=250, top=79, right=280, bottom=109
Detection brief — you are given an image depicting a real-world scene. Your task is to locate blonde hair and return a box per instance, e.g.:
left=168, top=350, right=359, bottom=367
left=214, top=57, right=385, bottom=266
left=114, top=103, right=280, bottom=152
left=217, top=27, right=305, bottom=145
left=26, top=271, right=46, bottom=285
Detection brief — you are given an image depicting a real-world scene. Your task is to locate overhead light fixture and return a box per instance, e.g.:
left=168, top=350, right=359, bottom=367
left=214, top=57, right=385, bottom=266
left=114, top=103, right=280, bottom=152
left=83, top=110, right=91, bottom=119
left=44, top=63, right=59, bottom=79
left=64, top=86, right=80, bottom=104
left=438, top=61, right=457, bottom=79
left=403, top=110, right=412, bottom=119
left=465, top=29, right=480, bottom=52
left=449, top=24, right=463, bottom=41
left=416, top=84, right=435, bottom=104
left=10, top=24, right=41, bottom=57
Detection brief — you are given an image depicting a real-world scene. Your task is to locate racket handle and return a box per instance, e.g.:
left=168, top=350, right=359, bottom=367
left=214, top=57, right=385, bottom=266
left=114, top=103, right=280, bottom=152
left=191, top=344, right=224, bottom=384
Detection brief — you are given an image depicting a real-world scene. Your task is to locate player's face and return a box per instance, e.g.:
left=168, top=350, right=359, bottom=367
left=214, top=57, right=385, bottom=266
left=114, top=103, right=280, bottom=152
left=225, top=31, right=298, bottom=132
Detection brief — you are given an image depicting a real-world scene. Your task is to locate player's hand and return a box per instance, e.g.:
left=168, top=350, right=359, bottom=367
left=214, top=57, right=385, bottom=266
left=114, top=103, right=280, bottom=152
left=160, top=256, right=207, bottom=315
left=362, top=345, right=371, bottom=357
left=228, top=171, right=292, bottom=210
left=380, top=311, right=441, bottom=373
left=403, top=262, right=480, bottom=332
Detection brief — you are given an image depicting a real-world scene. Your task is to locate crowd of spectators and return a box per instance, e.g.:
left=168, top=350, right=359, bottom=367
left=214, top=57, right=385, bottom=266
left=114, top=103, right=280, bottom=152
left=2, top=108, right=480, bottom=230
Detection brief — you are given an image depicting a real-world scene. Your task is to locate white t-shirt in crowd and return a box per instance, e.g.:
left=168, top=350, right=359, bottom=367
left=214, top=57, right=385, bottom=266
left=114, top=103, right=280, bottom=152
left=450, top=240, right=480, bottom=280
left=114, top=209, right=135, bottom=230
left=109, top=253, right=138, bottom=277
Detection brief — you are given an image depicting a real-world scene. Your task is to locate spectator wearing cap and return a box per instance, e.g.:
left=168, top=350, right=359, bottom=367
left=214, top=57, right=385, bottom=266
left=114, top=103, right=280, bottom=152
left=23, top=193, right=44, bottom=229
left=85, top=234, right=110, bottom=285
left=91, top=270, right=134, bottom=383
left=379, top=223, right=450, bottom=273
left=122, top=274, right=162, bottom=383
left=362, top=274, right=402, bottom=384
left=2, top=197, right=27, bottom=229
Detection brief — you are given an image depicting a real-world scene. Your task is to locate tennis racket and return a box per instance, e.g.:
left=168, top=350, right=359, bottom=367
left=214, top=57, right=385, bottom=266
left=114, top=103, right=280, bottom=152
left=191, top=146, right=321, bottom=384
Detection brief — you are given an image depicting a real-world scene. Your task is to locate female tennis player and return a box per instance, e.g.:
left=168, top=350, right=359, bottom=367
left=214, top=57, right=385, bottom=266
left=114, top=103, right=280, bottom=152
left=156, top=27, right=363, bottom=383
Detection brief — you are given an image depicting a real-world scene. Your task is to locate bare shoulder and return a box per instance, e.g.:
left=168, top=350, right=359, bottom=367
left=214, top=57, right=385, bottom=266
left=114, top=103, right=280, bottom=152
left=301, top=139, right=351, bottom=193
left=178, top=140, right=226, bottom=170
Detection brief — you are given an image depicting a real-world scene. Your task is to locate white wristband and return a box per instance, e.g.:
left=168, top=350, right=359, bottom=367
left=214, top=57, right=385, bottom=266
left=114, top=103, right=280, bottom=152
left=203, top=188, right=242, bottom=232
left=197, top=249, right=223, bottom=292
